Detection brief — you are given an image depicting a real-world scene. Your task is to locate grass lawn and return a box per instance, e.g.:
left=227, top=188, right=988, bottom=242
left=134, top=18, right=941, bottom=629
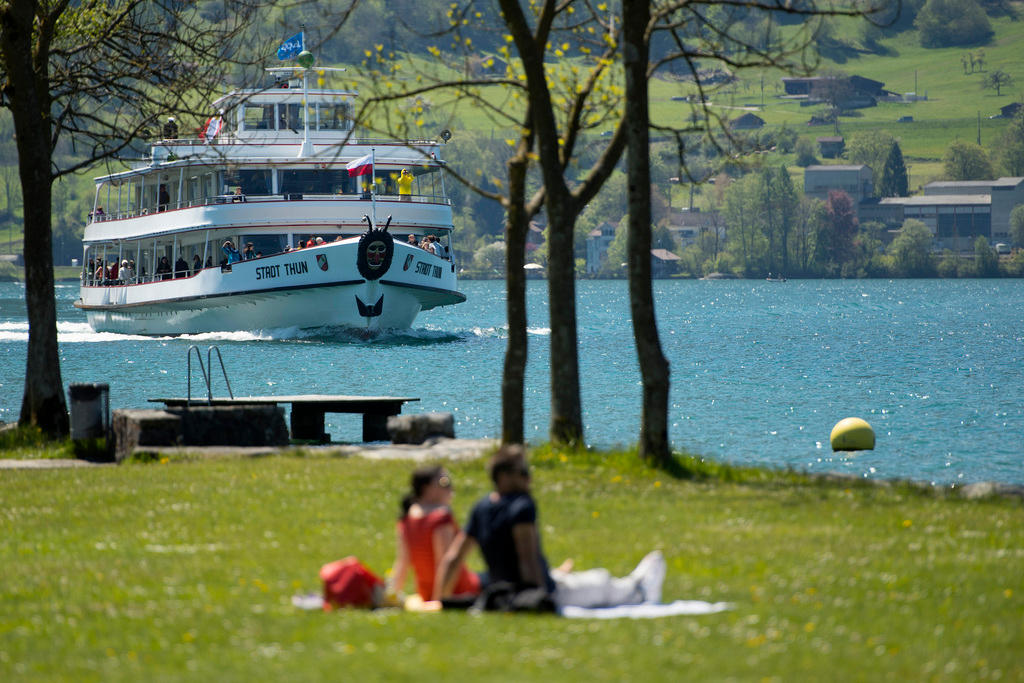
left=1, top=447, right=1021, bottom=681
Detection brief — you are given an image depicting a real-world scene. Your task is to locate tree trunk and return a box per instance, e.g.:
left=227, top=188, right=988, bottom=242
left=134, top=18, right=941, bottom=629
left=502, top=151, right=530, bottom=445
left=623, top=0, right=670, bottom=464
left=1, top=0, right=69, bottom=436
left=545, top=199, right=583, bottom=445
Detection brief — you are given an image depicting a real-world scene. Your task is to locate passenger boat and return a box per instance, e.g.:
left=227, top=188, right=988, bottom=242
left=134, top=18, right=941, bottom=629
left=75, top=67, right=464, bottom=335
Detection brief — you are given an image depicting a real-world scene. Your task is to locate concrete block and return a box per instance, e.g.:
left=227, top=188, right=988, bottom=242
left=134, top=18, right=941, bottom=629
left=387, top=412, right=455, bottom=445
left=171, top=405, right=289, bottom=447
left=113, top=409, right=182, bottom=462
left=112, top=405, right=288, bottom=462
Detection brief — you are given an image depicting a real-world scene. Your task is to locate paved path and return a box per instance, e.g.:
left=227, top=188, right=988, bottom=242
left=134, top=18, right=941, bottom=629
left=0, top=458, right=112, bottom=469
left=0, top=438, right=498, bottom=469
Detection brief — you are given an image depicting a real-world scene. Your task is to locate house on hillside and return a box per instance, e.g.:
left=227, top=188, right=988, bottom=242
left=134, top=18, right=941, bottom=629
left=730, top=113, right=765, bottom=130
left=817, top=136, right=845, bottom=158
left=998, top=102, right=1022, bottom=119
left=651, top=249, right=681, bottom=278
left=585, top=221, right=617, bottom=274
left=781, top=75, right=894, bottom=109
left=669, top=208, right=723, bottom=249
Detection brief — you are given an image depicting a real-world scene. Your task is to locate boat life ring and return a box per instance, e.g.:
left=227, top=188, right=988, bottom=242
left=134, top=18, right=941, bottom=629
left=357, top=218, right=394, bottom=281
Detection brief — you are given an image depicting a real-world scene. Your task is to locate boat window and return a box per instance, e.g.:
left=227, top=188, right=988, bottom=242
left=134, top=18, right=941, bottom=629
left=411, top=165, right=444, bottom=200
left=186, top=174, right=204, bottom=204
left=317, top=103, right=350, bottom=130
left=243, top=104, right=274, bottom=131
left=279, top=169, right=354, bottom=195
left=224, top=169, right=271, bottom=195
left=278, top=103, right=305, bottom=132
left=240, top=234, right=287, bottom=257
left=220, top=108, right=237, bottom=135
left=141, top=182, right=158, bottom=213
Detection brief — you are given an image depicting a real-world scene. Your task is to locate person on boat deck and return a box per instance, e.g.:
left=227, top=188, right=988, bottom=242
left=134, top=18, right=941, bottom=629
left=222, top=240, right=242, bottom=264
left=231, top=187, right=245, bottom=203
left=192, top=254, right=202, bottom=274
left=174, top=255, right=189, bottom=278
left=407, top=234, right=418, bottom=246
left=158, top=184, right=170, bottom=212
left=243, top=242, right=256, bottom=260
left=107, top=260, right=119, bottom=282
left=93, top=259, right=104, bottom=282
left=398, top=169, right=413, bottom=201
left=163, top=116, right=178, bottom=140
left=388, top=465, right=481, bottom=603
left=305, top=238, right=315, bottom=248
left=156, top=256, right=172, bottom=280
left=435, top=445, right=666, bottom=610
left=120, top=259, right=133, bottom=282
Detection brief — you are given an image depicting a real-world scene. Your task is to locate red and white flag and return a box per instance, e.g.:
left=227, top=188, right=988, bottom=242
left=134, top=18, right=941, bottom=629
left=346, top=153, right=373, bottom=177
left=201, top=116, right=223, bottom=143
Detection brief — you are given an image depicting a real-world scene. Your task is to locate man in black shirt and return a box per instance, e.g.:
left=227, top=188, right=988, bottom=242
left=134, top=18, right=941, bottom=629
left=436, top=445, right=664, bottom=608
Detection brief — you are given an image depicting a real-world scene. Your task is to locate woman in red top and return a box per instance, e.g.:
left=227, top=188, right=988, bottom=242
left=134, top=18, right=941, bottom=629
left=389, top=466, right=481, bottom=601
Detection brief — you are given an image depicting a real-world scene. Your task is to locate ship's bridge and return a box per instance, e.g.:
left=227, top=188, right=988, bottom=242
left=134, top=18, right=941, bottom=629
left=210, top=87, right=358, bottom=141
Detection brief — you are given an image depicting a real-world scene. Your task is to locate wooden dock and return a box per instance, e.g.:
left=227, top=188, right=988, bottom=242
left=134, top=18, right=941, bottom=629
left=149, top=395, right=419, bottom=442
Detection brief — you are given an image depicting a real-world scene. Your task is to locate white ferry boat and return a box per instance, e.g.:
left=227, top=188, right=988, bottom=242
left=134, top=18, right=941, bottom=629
left=75, top=71, right=464, bottom=335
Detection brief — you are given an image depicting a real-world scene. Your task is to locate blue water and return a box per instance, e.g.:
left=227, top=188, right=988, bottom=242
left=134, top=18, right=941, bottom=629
left=0, top=279, right=1021, bottom=485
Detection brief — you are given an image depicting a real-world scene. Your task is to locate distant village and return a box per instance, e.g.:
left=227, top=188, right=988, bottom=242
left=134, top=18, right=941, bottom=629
left=574, top=74, right=1024, bottom=278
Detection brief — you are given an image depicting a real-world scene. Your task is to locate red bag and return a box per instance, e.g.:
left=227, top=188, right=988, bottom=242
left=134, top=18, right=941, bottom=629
left=320, top=556, right=384, bottom=610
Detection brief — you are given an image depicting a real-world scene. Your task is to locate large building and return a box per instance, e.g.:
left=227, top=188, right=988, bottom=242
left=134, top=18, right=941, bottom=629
left=803, top=165, right=874, bottom=203
left=873, top=178, right=1024, bottom=250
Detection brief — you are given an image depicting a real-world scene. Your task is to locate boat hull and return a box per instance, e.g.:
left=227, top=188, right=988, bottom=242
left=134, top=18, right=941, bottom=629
left=77, top=239, right=463, bottom=335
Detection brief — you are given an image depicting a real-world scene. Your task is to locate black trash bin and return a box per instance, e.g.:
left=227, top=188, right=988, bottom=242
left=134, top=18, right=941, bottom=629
left=69, top=383, right=110, bottom=440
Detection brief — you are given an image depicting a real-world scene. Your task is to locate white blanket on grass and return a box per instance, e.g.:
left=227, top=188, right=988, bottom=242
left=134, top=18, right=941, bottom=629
left=559, top=600, right=732, bottom=619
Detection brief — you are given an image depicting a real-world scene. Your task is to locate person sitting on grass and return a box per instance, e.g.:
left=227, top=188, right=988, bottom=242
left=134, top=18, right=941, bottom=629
left=434, top=445, right=665, bottom=610
left=388, top=465, right=481, bottom=604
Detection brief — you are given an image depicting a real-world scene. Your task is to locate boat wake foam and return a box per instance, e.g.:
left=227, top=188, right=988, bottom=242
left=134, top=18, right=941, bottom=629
left=0, top=321, right=550, bottom=344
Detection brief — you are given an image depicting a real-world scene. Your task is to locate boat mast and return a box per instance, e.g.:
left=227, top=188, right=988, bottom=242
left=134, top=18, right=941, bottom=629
left=266, top=50, right=345, bottom=160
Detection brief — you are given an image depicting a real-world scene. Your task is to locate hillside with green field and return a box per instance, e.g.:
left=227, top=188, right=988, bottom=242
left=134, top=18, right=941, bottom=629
left=645, top=9, right=1024, bottom=192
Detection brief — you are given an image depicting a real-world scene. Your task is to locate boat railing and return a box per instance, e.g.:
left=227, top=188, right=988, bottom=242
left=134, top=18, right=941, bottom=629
left=153, top=134, right=438, bottom=147
left=88, top=192, right=449, bottom=224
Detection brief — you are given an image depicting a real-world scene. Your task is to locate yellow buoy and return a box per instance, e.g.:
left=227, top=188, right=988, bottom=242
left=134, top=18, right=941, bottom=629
left=830, top=417, right=875, bottom=451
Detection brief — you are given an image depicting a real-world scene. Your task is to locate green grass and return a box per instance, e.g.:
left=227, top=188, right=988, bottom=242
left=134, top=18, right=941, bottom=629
left=648, top=11, right=1024, bottom=168
left=1, top=447, right=1021, bottom=681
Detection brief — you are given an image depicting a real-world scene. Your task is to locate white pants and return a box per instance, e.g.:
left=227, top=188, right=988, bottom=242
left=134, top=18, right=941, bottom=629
left=551, top=568, right=642, bottom=609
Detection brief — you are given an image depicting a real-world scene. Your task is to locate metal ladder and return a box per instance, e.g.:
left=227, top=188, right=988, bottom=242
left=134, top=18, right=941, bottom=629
left=186, top=345, right=234, bottom=405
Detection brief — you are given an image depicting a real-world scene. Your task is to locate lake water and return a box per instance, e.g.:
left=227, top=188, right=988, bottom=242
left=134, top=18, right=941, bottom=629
left=0, top=279, right=1021, bottom=485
